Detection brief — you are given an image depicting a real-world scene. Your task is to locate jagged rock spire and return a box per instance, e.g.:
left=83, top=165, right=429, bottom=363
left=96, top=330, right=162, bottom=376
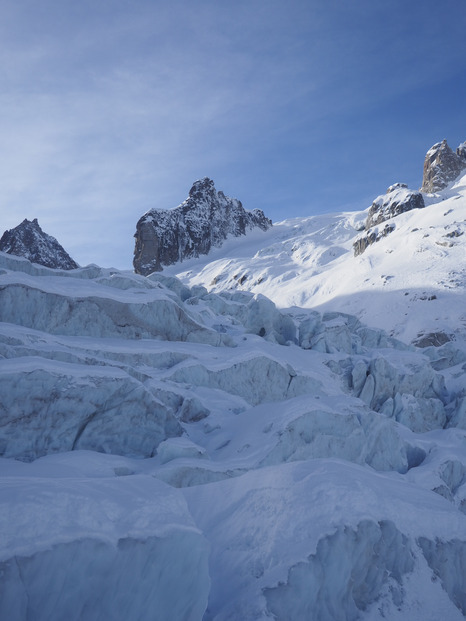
left=0, top=218, right=79, bottom=270
left=421, top=139, right=466, bottom=193
left=133, top=178, right=272, bottom=275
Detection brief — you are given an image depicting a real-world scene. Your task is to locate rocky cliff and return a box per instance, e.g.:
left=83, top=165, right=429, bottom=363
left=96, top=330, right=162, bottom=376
left=0, top=218, right=79, bottom=270
left=353, top=184, right=424, bottom=256
left=354, top=137, right=466, bottom=256
left=365, top=183, right=425, bottom=229
left=133, top=178, right=272, bottom=275
left=421, top=139, right=466, bottom=193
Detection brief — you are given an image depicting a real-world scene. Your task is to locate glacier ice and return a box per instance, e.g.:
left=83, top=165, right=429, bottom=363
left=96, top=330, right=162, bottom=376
left=202, top=290, right=296, bottom=344
left=184, top=459, right=466, bottom=620
left=264, top=520, right=414, bottom=621
left=168, top=355, right=321, bottom=406
left=0, top=282, right=223, bottom=343
left=1, top=247, right=466, bottom=621
left=352, top=353, right=448, bottom=432
left=418, top=537, right=466, bottom=615
left=0, top=362, right=182, bottom=460
left=0, top=534, right=209, bottom=621
left=258, top=407, right=413, bottom=474
left=0, top=468, right=210, bottom=621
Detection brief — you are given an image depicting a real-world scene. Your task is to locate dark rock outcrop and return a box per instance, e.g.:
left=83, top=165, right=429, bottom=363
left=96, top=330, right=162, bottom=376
left=365, top=184, right=425, bottom=229
left=134, top=178, right=272, bottom=275
left=421, top=139, right=466, bottom=193
left=0, top=218, right=79, bottom=270
left=353, top=223, right=395, bottom=257
left=353, top=184, right=424, bottom=256
left=457, top=141, right=466, bottom=161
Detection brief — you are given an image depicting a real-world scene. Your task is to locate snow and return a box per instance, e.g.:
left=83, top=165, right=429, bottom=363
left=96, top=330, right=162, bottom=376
left=183, top=459, right=466, bottom=620
left=0, top=171, right=466, bottom=619
left=167, top=171, right=466, bottom=349
left=0, top=454, right=210, bottom=621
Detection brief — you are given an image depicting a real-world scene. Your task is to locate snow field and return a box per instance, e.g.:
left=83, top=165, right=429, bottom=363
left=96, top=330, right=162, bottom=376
left=0, top=174, right=466, bottom=619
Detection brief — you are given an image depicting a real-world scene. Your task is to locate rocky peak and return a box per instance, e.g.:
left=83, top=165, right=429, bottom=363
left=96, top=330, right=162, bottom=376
left=134, top=178, right=272, bottom=276
left=456, top=141, right=466, bottom=161
left=188, top=177, right=217, bottom=202
left=365, top=185, right=425, bottom=230
left=0, top=218, right=79, bottom=270
left=353, top=185, right=425, bottom=257
left=421, top=139, right=466, bottom=193
left=354, top=136, right=466, bottom=257
left=386, top=182, right=408, bottom=193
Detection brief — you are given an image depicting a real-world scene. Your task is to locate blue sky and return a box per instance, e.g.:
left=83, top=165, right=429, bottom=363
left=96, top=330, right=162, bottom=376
left=1, top=0, right=465, bottom=268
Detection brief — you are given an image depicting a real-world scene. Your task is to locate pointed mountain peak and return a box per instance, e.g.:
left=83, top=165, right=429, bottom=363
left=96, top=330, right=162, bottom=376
left=188, top=177, right=216, bottom=197
left=0, top=218, right=79, bottom=270
left=133, top=179, right=272, bottom=275
left=421, top=139, right=466, bottom=193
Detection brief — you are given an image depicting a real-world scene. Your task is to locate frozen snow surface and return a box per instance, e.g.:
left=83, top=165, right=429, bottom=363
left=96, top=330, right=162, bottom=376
left=168, top=172, right=466, bottom=349
left=1, top=172, right=466, bottom=620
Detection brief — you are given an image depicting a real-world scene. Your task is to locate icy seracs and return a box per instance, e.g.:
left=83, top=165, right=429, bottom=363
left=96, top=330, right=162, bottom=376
left=1, top=142, right=466, bottom=620
left=1, top=244, right=466, bottom=620
left=0, top=469, right=210, bottom=621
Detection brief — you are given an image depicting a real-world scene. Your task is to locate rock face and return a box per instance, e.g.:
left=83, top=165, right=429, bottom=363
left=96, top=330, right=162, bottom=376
left=365, top=184, right=425, bottom=229
left=354, top=137, right=466, bottom=256
left=133, top=178, right=272, bottom=275
left=0, top=218, right=78, bottom=270
left=421, top=139, right=466, bottom=193
left=457, top=141, right=466, bottom=160
left=353, top=184, right=424, bottom=256
left=353, top=222, right=396, bottom=257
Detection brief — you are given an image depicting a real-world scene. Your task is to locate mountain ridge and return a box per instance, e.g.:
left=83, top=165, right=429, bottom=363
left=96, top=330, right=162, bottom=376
left=133, top=177, right=272, bottom=275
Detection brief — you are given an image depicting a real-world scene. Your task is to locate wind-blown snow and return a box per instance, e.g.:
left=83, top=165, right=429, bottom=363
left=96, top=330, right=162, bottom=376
left=1, top=172, right=466, bottom=620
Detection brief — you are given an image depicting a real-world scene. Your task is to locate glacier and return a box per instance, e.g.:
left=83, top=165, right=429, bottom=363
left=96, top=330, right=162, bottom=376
left=0, top=466, right=210, bottom=621
left=1, top=172, right=466, bottom=620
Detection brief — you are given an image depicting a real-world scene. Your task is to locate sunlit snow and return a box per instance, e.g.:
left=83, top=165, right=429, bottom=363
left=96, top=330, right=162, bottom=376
left=1, top=173, right=466, bottom=620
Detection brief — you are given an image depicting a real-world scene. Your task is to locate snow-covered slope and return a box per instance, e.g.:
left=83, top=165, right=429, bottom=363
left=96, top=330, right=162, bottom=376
left=1, top=240, right=466, bottom=619
left=166, top=171, right=466, bottom=349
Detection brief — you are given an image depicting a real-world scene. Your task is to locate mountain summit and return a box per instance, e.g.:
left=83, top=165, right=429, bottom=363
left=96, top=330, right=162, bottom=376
left=133, top=178, right=272, bottom=275
left=0, top=218, right=78, bottom=270
left=421, top=139, right=466, bottom=192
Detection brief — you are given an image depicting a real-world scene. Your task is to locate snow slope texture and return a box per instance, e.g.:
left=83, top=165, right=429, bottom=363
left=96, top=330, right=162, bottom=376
left=1, top=170, right=466, bottom=618
left=168, top=170, right=466, bottom=350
